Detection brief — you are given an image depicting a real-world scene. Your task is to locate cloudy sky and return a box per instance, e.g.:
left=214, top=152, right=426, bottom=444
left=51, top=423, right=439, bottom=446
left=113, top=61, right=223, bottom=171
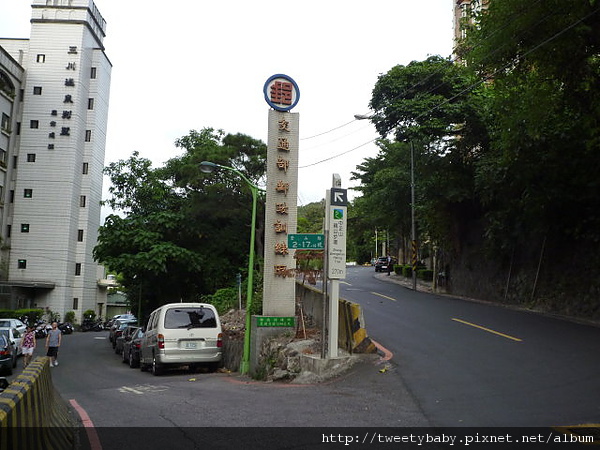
left=0, top=0, right=454, bottom=209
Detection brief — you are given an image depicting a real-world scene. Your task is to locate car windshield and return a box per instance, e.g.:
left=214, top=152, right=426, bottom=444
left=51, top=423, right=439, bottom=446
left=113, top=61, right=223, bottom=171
left=0, top=320, right=10, bottom=327
left=164, top=307, right=217, bottom=329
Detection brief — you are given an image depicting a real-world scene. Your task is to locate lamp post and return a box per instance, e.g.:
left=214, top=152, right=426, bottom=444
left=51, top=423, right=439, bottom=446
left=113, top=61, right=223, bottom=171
left=355, top=114, right=418, bottom=290
left=199, top=161, right=259, bottom=375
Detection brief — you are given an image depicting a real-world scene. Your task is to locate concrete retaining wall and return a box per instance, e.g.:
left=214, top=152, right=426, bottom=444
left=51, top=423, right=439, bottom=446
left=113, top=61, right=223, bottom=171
left=0, top=357, right=75, bottom=449
left=297, top=281, right=376, bottom=354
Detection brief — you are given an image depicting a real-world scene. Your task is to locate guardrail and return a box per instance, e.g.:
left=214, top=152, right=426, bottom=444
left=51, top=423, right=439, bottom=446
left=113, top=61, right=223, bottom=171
left=0, top=357, right=75, bottom=450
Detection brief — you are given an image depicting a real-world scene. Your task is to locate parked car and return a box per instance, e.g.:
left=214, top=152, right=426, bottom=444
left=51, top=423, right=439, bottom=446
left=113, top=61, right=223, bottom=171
left=122, top=327, right=144, bottom=368
left=0, top=328, right=23, bottom=356
left=0, top=334, right=17, bottom=375
left=374, top=256, right=396, bottom=272
left=109, top=318, right=137, bottom=345
left=140, top=303, right=222, bottom=376
left=114, top=326, right=139, bottom=355
left=0, top=318, right=27, bottom=335
left=111, top=320, right=137, bottom=349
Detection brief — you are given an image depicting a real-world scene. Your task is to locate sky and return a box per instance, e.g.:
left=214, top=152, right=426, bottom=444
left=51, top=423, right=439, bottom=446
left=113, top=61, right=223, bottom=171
left=0, top=0, right=454, bottom=211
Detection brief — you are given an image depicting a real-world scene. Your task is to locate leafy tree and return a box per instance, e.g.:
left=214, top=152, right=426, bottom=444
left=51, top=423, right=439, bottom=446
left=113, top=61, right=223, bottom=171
left=94, top=128, right=267, bottom=317
left=357, top=57, right=486, bottom=256
left=461, top=0, right=600, bottom=248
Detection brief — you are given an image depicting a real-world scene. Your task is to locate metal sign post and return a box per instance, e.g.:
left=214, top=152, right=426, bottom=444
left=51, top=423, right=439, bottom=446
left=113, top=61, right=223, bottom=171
left=325, top=175, right=347, bottom=359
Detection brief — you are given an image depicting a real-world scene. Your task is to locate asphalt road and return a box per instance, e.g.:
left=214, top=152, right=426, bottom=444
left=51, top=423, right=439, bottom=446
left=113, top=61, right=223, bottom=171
left=341, top=266, right=600, bottom=427
left=14, top=327, right=427, bottom=428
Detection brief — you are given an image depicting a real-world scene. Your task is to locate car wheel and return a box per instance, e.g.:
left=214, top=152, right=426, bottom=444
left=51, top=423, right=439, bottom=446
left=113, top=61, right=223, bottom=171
left=122, top=348, right=127, bottom=363
left=129, top=350, right=139, bottom=369
left=12, top=353, right=17, bottom=368
left=151, top=354, right=162, bottom=376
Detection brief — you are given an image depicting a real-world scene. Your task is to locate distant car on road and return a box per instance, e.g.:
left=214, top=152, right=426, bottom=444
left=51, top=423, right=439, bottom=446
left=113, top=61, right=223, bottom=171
left=122, top=327, right=144, bottom=368
left=374, top=256, right=396, bottom=272
left=115, top=326, right=139, bottom=355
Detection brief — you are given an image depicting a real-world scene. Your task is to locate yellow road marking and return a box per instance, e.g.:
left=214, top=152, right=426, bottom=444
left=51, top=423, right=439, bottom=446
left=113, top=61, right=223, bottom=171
left=371, top=292, right=397, bottom=302
left=452, top=318, right=523, bottom=342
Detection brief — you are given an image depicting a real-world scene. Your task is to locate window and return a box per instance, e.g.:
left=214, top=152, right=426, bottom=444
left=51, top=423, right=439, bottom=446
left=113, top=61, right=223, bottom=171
left=90, top=67, right=97, bottom=79
left=33, top=86, right=42, bottom=95
left=30, top=120, right=39, bottom=129
left=164, top=307, right=218, bottom=329
left=82, top=162, right=89, bottom=174
left=18, top=259, right=26, bottom=269
left=77, top=229, right=84, bottom=242
left=1, top=113, right=9, bottom=131
left=73, top=298, right=79, bottom=310
left=16, top=122, right=20, bottom=135
left=75, top=263, right=82, bottom=276
left=27, top=153, right=36, bottom=162
left=36, top=54, right=45, bottom=63
left=87, top=98, right=94, bottom=110
left=85, top=130, right=92, bottom=142
left=21, top=224, right=29, bottom=233
left=79, top=195, right=86, bottom=207
left=47, top=144, right=54, bottom=150
left=24, top=189, right=32, bottom=198
left=6, top=224, right=11, bottom=238
left=0, top=149, right=6, bottom=166
left=9, top=190, right=14, bottom=203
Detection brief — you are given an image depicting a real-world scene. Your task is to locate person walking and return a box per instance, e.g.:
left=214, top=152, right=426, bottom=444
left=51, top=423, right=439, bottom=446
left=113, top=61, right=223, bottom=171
left=21, top=325, right=36, bottom=368
left=45, top=322, right=62, bottom=367
left=386, top=254, right=393, bottom=276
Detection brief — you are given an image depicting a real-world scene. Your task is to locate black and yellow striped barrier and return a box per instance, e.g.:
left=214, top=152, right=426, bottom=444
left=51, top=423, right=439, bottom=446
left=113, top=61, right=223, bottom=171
left=0, top=357, right=75, bottom=450
left=339, top=299, right=377, bottom=354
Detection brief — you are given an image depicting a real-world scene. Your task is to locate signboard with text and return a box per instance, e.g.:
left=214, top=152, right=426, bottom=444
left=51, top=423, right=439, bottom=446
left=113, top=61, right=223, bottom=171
left=288, top=233, right=325, bottom=250
left=328, top=188, right=347, bottom=279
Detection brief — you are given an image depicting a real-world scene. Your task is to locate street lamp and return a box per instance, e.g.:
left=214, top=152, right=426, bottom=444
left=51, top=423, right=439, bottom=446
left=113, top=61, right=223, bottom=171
left=354, top=115, right=418, bottom=290
left=200, top=161, right=260, bottom=375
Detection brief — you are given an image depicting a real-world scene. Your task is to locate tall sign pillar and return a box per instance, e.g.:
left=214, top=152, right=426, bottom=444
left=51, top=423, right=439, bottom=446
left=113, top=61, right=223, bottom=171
left=325, top=175, right=348, bottom=358
left=262, top=74, right=300, bottom=317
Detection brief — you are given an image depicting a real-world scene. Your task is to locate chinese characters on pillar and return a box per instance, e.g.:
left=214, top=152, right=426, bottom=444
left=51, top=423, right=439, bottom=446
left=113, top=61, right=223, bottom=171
left=272, top=117, right=294, bottom=277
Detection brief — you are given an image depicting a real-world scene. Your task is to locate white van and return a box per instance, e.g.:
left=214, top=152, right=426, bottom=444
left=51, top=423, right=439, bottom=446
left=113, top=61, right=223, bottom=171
left=140, top=302, right=223, bottom=375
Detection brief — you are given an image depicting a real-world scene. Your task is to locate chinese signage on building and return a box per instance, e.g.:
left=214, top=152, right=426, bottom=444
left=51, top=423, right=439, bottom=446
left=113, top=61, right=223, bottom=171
left=262, top=74, right=300, bottom=316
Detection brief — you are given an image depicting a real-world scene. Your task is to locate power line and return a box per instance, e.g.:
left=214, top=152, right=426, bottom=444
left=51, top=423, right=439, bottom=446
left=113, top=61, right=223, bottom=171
left=298, top=5, right=600, bottom=169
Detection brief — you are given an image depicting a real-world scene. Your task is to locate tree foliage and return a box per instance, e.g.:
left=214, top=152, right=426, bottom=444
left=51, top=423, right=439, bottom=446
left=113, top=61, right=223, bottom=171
left=354, top=0, right=600, bottom=316
left=94, top=128, right=267, bottom=317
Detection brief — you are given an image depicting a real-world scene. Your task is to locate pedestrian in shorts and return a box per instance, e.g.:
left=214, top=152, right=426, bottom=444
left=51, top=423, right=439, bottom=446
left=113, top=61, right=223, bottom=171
left=21, top=325, right=36, bottom=368
left=45, top=322, right=62, bottom=367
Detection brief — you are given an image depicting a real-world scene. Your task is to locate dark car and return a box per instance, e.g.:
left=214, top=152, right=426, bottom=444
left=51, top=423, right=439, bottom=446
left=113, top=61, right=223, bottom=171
left=109, top=318, right=137, bottom=345
left=114, top=325, right=139, bottom=355
left=0, top=334, right=17, bottom=375
left=122, top=328, right=144, bottom=368
left=374, top=256, right=396, bottom=272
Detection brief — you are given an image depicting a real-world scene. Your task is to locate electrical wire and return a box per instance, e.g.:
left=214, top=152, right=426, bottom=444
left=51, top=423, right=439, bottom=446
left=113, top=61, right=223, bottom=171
left=298, top=5, right=600, bottom=169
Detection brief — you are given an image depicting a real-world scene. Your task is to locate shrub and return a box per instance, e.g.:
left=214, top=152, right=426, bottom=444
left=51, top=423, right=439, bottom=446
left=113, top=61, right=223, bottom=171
left=64, top=311, right=76, bottom=324
left=83, top=309, right=96, bottom=321
left=417, top=269, right=434, bottom=281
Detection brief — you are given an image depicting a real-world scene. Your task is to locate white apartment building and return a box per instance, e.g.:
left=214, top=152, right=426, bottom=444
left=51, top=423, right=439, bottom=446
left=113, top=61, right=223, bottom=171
left=0, top=0, right=111, bottom=322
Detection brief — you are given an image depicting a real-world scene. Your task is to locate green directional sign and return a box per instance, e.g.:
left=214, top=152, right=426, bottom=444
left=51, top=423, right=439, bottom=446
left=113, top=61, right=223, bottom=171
left=287, top=233, right=325, bottom=250
left=257, top=316, right=295, bottom=327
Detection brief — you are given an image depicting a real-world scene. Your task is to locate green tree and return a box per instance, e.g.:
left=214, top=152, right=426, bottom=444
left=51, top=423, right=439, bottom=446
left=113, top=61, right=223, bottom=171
left=94, top=128, right=267, bottom=317
left=461, top=0, right=600, bottom=248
